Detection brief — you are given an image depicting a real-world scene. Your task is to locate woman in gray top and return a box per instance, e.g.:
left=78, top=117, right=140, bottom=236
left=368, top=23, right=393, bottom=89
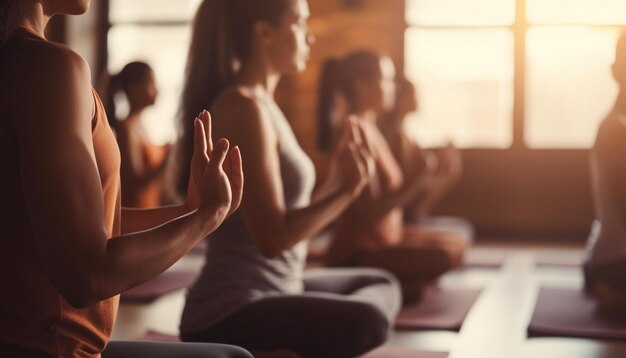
left=176, top=0, right=402, bottom=356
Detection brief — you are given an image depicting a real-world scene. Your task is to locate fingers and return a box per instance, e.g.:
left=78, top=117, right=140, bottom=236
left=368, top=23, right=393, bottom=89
left=209, top=138, right=230, bottom=169
left=347, top=115, right=362, bottom=144
left=199, top=110, right=214, bottom=155
left=226, top=146, right=244, bottom=213
left=336, top=117, right=352, bottom=149
left=193, top=118, right=208, bottom=163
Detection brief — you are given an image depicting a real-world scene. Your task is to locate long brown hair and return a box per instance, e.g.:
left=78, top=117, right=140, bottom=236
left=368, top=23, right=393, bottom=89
left=317, top=50, right=383, bottom=152
left=0, top=0, right=34, bottom=45
left=174, top=0, right=295, bottom=195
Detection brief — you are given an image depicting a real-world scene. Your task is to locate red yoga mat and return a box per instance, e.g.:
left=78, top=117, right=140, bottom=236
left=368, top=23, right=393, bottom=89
left=528, top=287, right=626, bottom=340
left=121, top=270, right=199, bottom=303
left=395, top=287, right=482, bottom=331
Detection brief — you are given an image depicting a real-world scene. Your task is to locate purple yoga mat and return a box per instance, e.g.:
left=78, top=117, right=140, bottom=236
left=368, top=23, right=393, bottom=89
left=121, top=270, right=199, bottom=303
left=528, top=287, right=626, bottom=340
left=361, top=346, right=448, bottom=358
left=141, top=330, right=180, bottom=342
left=395, top=287, right=482, bottom=331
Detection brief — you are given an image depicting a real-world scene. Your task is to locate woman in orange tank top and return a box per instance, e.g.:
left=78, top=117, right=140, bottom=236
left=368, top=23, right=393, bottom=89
left=0, top=1, right=249, bottom=357
left=317, top=50, right=470, bottom=302
left=105, top=62, right=171, bottom=208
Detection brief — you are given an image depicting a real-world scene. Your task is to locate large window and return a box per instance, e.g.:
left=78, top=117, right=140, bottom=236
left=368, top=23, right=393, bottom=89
left=107, top=0, right=201, bottom=144
left=405, top=0, right=626, bottom=148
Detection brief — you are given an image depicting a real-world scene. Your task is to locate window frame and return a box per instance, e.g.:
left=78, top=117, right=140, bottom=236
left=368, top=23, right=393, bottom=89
left=404, top=0, right=626, bottom=150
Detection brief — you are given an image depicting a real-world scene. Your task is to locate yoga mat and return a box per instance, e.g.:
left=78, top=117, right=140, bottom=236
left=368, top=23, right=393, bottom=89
left=395, top=287, right=482, bottom=331
left=535, top=256, right=582, bottom=268
left=121, top=270, right=199, bottom=303
left=141, top=330, right=180, bottom=342
left=528, top=287, right=626, bottom=340
left=361, top=346, right=448, bottom=358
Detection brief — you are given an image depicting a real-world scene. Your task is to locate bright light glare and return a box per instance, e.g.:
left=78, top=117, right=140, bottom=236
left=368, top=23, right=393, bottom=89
left=525, top=27, right=619, bottom=148
left=404, top=29, right=514, bottom=148
left=406, top=0, right=515, bottom=26
left=527, top=0, right=626, bottom=24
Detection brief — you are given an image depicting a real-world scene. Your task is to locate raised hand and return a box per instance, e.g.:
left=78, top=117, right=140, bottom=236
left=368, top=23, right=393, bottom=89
left=328, top=116, right=372, bottom=196
left=188, top=110, right=244, bottom=221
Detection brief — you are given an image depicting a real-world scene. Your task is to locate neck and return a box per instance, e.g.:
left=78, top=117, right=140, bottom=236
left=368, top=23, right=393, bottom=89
left=127, top=105, right=145, bottom=120
left=21, top=3, right=50, bottom=39
left=235, top=54, right=281, bottom=98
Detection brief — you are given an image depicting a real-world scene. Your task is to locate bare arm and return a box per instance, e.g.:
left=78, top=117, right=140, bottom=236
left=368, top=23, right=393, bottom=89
left=352, top=123, right=432, bottom=222
left=15, top=48, right=241, bottom=308
left=212, top=93, right=369, bottom=258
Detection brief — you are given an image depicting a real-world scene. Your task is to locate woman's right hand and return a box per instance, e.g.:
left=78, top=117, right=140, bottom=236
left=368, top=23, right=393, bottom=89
left=190, top=111, right=244, bottom=223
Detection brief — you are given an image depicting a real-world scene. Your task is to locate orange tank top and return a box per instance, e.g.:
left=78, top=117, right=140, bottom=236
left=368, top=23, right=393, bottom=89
left=0, top=35, right=122, bottom=355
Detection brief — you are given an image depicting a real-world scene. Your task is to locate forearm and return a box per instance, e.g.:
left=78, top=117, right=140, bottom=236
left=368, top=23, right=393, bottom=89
left=358, top=178, right=429, bottom=222
left=90, top=208, right=222, bottom=303
left=265, top=186, right=356, bottom=256
left=121, top=205, right=191, bottom=234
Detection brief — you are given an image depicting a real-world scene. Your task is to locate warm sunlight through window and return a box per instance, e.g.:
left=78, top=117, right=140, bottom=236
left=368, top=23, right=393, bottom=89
left=404, top=29, right=514, bottom=148
left=527, top=0, right=626, bottom=25
left=406, top=0, right=514, bottom=26
left=406, top=0, right=626, bottom=149
left=107, top=0, right=201, bottom=145
left=108, top=26, right=190, bottom=144
left=526, top=28, right=619, bottom=148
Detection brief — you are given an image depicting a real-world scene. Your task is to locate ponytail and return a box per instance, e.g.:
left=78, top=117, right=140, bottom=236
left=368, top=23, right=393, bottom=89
left=103, top=61, right=152, bottom=128
left=316, top=50, right=387, bottom=152
left=317, top=58, right=346, bottom=152
left=175, top=0, right=294, bottom=196
left=176, top=0, right=237, bottom=196
left=104, top=73, right=122, bottom=127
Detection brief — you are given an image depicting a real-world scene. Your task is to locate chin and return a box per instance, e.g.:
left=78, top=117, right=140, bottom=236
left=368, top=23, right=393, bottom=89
left=66, top=0, right=91, bottom=15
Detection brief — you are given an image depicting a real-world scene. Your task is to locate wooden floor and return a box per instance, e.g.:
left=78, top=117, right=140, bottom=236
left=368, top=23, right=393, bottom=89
left=111, top=241, right=626, bottom=357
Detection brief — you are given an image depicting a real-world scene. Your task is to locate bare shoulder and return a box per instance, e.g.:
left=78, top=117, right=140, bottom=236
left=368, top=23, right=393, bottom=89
left=210, top=87, right=276, bottom=145
left=2, top=37, right=93, bottom=131
left=33, top=41, right=90, bottom=94
left=212, top=88, right=263, bottom=124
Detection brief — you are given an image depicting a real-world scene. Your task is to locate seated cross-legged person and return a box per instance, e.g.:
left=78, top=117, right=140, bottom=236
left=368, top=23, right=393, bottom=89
left=176, top=1, right=402, bottom=357
left=317, top=51, right=469, bottom=303
left=585, top=34, right=626, bottom=313
left=0, top=0, right=249, bottom=356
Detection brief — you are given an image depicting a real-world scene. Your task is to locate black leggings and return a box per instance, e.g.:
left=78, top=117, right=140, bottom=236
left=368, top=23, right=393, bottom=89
left=102, top=341, right=252, bottom=358
left=182, top=268, right=401, bottom=358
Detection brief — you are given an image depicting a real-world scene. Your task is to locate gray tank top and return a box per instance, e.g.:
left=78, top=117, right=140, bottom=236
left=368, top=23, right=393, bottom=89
left=180, top=86, right=316, bottom=334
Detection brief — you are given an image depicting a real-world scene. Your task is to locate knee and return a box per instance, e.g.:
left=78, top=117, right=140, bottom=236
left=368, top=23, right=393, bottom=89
left=343, top=303, right=391, bottom=355
left=357, top=267, right=401, bottom=288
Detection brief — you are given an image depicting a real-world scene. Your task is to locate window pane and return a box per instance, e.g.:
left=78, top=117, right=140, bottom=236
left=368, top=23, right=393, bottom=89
left=406, top=0, right=515, bottom=26
left=525, top=27, right=619, bottom=148
left=404, top=29, right=514, bottom=148
left=527, top=0, right=626, bottom=25
left=110, top=0, right=201, bottom=23
left=108, top=26, right=191, bottom=144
